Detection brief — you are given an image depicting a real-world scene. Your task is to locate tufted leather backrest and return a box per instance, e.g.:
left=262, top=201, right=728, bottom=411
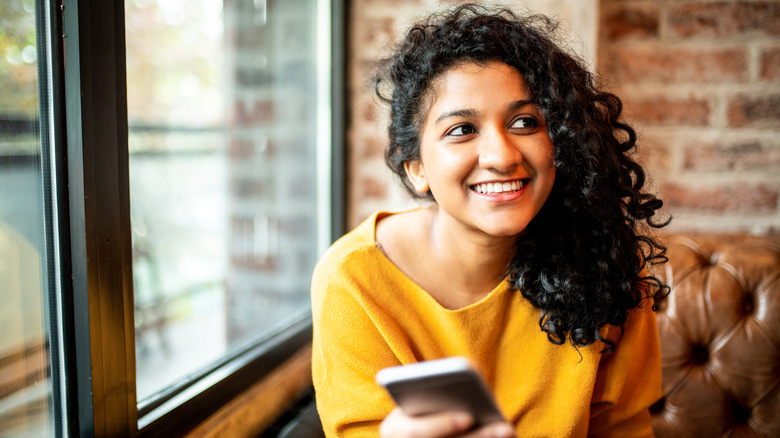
left=650, top=234, right=780, bottom=438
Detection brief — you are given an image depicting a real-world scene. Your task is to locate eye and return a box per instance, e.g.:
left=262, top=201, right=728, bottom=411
left=510, top=116, right=540, bottom=131
left=445, top=124, right=477, bottom=137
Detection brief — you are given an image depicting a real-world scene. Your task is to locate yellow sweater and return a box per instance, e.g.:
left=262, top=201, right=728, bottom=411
left=312, top=211, right=661, bottom=437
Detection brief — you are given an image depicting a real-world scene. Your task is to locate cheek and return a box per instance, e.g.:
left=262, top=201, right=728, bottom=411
left=536, top=141, right=557, bottom=192
left=542, top=137, right=555, bottom=165
left=425, top=147, right=468, bottom=179
left=530, top=138, right=556, bottom=168
left=546, top=167, right=556, bottom=190
left=537, top=138, right=556, bottom=172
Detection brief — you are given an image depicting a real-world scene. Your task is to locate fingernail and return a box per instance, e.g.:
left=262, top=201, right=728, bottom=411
left=454, top=413, right=473, bottom=428
left=491, top=423, right=514, bottom=437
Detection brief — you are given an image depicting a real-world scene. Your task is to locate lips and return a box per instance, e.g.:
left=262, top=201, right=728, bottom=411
left=470, top=179, right=526, bottom=194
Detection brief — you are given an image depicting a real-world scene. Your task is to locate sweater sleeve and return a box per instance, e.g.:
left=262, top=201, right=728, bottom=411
left=587, top=304, right=662, bottom=437
left=311, top=250, right=401, bottom=438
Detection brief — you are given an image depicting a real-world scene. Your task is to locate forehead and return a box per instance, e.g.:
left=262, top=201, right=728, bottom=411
left=421, top=61, right=528, bottom=117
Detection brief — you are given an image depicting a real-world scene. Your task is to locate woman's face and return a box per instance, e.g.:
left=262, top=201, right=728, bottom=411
left=405, top=61, right=556, bottom=238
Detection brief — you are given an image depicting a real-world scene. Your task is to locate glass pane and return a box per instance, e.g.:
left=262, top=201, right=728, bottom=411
left=126, top=0, right=325, bottom=402
left=0, top=1, right=54, bottom=436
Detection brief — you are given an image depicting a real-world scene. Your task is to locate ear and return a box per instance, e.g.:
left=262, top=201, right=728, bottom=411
left=404, top=159, right=430, bottom=194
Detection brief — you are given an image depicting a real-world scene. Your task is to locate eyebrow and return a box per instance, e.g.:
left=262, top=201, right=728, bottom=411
left=508, top=99, right=537, bottom=112
left=433, top=99, right=537, bottom=125
left=434, top=108, right=478, bottom=124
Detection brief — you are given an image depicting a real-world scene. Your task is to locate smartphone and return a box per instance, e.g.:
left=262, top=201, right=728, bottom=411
left=375, top=356, right=505, bottom=426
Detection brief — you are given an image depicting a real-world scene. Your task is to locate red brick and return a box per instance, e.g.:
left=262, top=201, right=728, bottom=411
left=359, top=97, right=380, bottom=123
left=359, top=17, right=396, bottom=46
left=669, top=2, right=780, bottom=38
left=231, top=178, right=272, bottom=198
left=277, top=216, right=312, bottom=236
left=635, top=138, right=673, bottom=172
left=684, top=142, right=780, bottom=171
left=623, top=97, right=710, bottom=126
left=229, top=216, right=279, bottom=272
left=358, top=136, right=387, bottom=160
left=601, top=3, right=660, bottom=40
left=230, top=254, right=277, bottom=272
left=229, top=139, right=255, bottom=160
left=361, top=176, right=388, bottom=199
left=234, top=99, right=275, bottom=125
left=761, top=48, right=780, bottom=81
left=663, top=183, right=778, bottom=213
left=727, top=94, right=780, bottom=127
left=610, top=48, right=747, bottom=83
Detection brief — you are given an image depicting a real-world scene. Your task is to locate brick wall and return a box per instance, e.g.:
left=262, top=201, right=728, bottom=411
left=224, top=0, right=320, bottom=340
left=599, top=0, right=780, bottom=234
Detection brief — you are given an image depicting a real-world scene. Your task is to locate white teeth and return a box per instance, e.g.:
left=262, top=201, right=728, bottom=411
left=472, top=180, right=524, bottom=194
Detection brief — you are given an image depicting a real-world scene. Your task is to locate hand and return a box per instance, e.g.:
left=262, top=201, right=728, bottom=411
left=379, top=408, right=515, bottom=438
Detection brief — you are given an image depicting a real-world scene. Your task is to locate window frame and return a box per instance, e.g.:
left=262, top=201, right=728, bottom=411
left=34, top=0, right=73, bottom=435
left=55, top=0, right=345, bottom=436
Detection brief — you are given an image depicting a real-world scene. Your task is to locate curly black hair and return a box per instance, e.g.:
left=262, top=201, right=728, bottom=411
left=374, top=4, right=670, bottom=351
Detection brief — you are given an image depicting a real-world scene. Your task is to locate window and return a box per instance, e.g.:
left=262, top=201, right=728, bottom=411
left=0, top=1, right=67, bottom=436
left=1, top=0, right=344, bottom=436
left=0, top=0, right=53, bottom=431
left=125, top=0, right=330, bottom=405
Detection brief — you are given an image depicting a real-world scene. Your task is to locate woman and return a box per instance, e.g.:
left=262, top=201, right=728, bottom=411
left=312, top=4, right=669, bottom=437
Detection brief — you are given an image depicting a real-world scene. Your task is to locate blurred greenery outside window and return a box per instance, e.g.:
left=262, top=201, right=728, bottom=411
left=0, top=1, right=54, bottom=436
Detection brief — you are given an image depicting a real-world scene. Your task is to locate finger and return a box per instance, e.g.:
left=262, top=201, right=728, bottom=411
left=459, top=421, right=515, bottom=438
left=380, top=408, right=474, bottom=438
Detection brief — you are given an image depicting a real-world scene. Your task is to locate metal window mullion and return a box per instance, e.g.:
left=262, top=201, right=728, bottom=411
left=34, top=0, right=74, bottom=435
left=62, top=1, right=137, bottom=436
left=330, top=0, right=347, bottom=240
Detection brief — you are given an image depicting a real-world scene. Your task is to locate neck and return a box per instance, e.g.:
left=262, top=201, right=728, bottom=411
left=427, top=207, right=518, bottom=294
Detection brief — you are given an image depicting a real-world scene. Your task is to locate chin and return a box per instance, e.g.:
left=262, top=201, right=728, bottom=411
left=494, top=229, right=527, bottom=238
left=481, top=223, right=530, bottom=238
left=479, top=214, right=533, bottom=237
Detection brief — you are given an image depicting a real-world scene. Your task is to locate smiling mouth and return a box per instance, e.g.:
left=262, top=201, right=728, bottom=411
left=470, top=179, right=526, bottom=194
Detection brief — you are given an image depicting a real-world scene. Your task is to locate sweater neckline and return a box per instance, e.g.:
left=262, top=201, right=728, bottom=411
left=366, top=210, right=511, bottom=314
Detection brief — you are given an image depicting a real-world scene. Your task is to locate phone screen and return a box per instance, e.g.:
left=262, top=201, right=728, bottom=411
left=376, top=357, right=505, bottom=426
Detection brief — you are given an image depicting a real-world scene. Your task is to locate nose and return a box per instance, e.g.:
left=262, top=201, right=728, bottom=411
left=477, top=128, right=522, bottom=173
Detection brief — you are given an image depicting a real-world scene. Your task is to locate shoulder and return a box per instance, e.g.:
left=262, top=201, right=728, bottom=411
left=313, top=212, right=381, bottom=286
left=600, top=302, right=659, bottom=350
left=374, top=206, right=431, bottom=267
left=312, top=210, right=421, bottom=299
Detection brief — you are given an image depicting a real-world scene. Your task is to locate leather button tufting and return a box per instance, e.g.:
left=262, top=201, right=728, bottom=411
left=649, top=397, right=665, bottom=415
left=733, top=403, right=751, bottom=424
left=741, top=293, right=755, bottom=315
left=690, top=344, right=709, bottom=365
left=708, top=252, right=720, bottom=265
left=652, top=234, right=780, bottom=438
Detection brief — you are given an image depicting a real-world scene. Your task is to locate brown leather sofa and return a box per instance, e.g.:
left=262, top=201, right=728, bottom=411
left=650, top=234, right=780, bottom=438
